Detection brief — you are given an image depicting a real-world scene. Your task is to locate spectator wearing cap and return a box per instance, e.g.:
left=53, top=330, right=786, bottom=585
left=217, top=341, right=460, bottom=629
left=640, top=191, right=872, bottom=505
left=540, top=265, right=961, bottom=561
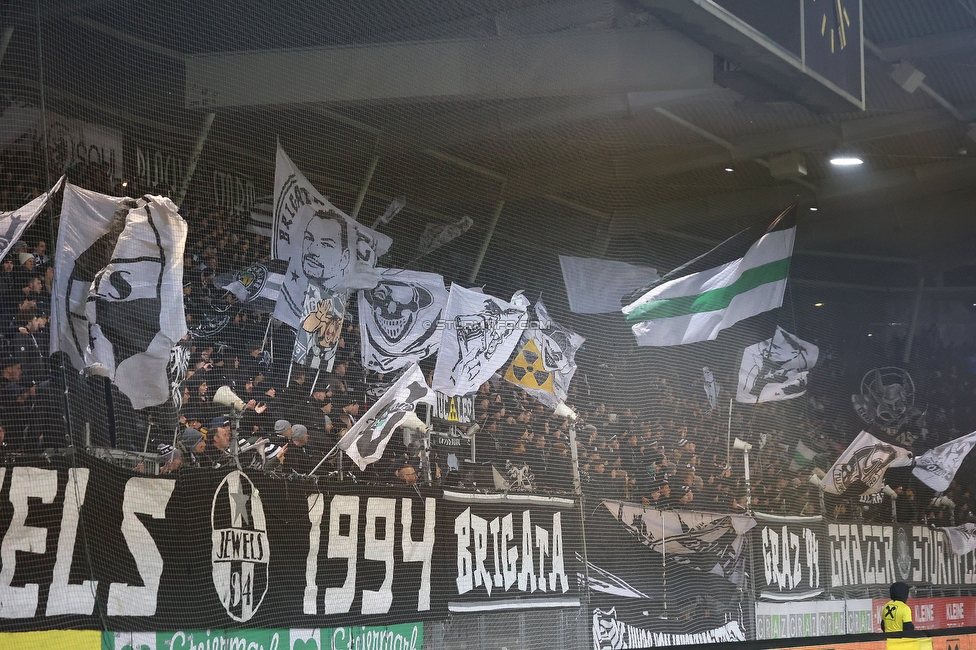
left=273, top=419, right=292, bottom=446
left=202, top=416, right=233, bottom=468
left=392, top=457, right=421, bottom=485
left=280, top=424, right=318, bottom=475
left=158, top=444, right=182, bottom=474
left=179, top=427, right=207, bottom=467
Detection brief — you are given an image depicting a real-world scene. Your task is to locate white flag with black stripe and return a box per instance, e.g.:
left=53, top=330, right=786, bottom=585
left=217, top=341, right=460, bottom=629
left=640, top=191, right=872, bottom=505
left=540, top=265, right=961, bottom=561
left=821, top=431, right=913, bottom=496
left=52, top=183, right=132, bottom=371
left=84, top=195, right=188, bottom=408
left=338, top=363, right=435, bottom=470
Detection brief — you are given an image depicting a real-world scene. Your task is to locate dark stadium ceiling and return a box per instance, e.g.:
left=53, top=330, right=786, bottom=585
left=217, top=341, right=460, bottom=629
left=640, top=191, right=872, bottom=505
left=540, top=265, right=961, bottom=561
left=6, top=0, right=976, bottom=276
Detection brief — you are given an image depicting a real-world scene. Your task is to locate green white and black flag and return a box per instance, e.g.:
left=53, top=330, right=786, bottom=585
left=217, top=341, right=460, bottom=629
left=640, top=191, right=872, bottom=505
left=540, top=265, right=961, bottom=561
left=622, top=206, right=796, bottom=347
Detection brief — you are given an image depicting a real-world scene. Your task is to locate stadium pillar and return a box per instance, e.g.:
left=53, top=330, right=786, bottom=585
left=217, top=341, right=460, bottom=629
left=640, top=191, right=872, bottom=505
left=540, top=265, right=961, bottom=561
left=350, top=153, right=381, bottom=221
left=468, top=197, right=505, bottom=283
left=173, top=112, right=216, bottom=208
left=0, top=27, right=13, bottom=68
left=901, top=276, right=925, bottom=363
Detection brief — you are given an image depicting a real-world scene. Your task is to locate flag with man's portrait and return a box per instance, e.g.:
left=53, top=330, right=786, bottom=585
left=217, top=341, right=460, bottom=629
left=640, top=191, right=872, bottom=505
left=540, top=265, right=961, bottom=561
left=273, top=144, right=391, bottom=328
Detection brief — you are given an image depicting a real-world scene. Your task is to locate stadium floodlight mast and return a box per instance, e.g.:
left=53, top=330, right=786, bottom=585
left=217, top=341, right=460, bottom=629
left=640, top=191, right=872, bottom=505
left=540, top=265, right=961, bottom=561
left=214, top=385, right=245, bottom=469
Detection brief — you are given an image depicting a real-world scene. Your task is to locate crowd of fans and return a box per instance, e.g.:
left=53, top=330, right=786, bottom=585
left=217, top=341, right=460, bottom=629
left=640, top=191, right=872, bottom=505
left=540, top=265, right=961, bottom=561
left=2, top=150, right=976, bottom=526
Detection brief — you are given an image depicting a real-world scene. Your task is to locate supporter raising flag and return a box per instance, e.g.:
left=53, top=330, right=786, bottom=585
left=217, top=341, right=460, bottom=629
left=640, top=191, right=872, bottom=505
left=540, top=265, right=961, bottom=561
left=622, top=205, right=796, bottom=346
left=338, top=363, right=435, bottom=471
left=820, top=430, right=913, bottom=496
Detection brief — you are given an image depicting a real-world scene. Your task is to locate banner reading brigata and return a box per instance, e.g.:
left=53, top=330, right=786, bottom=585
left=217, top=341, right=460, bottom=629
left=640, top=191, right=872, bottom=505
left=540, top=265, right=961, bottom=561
left=440, top=490, right=582, bottom=613
left=0, top=456, right=446, bottom=630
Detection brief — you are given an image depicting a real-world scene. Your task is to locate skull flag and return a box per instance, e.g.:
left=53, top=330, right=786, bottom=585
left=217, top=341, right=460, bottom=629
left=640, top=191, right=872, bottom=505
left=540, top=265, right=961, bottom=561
left=83, top=195, right=188, bottom=408
left=338, top=362, right=435, bottom=470
left=432, top=286, right=528, bottom=397
left=358, top=270, right=448, bottom=373
left=821, top=430, right=913, bottom=496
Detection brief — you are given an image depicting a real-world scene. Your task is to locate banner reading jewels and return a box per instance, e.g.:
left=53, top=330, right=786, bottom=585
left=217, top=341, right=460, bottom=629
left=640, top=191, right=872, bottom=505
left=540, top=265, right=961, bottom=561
left=0, top=456, right=446, bottom=631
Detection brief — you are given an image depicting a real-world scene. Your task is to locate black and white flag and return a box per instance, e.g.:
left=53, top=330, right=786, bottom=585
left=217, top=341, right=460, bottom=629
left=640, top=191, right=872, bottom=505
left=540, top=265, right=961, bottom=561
left=52, top=183, right=132, bottom=371
left=359, top=270, right=448, bottom=373
left=600, top=500, right=755, bottom=585
left=0, top=176, right=63, bottom=262
left=912, top=430, right=976, bottom=493
left=432, top=285, right=528, bottom=396
left=737, top=326, right=818, bottom=404
left=338, top=363, right=435, bottom=470
left=702, top=366, right=720, bottom=410
left=272, top=144, right=391, bottom=329
left=84, top=195, right=188, bottom=408
left=821, top=430, right=913, bottom=496
left=417, top=216, right=473, bottom=256
left=214, top=259, right=287, bottom=314
left=167, top=337, right=191, bottom=413
left=292, top=284, right=346, bottom=372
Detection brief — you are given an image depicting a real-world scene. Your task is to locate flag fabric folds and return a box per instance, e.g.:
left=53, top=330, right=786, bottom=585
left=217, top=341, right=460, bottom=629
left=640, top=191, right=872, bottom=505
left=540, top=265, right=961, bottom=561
left=0, top=176, right=63, bottom=263
left=432, top=285, right=528, bottom=396
left=736, top=326, right=819, bottom=403
left=945, top=524, right=976, bottom=556
left=338, top=363, right=435, bottom=470
left=789, top=441, right=817, bottom=472
left=702, top=366, right=719, bottom=410
left=52, top=183, right=132, bottom=371
left=83, top=195, right=188, bottom=409
left=214, top=259, right=287, bottom=313
left=820, top=430, right=913, bottom=496
left=622, top=207, right=796, bottom=346
left=272, top=143, right=392, bottom=329
left=292, top=285, right=346, bottom=372
left=358, top=269, right=449, bottom=373
left=559, top=255, right=658, bottom=314
left=504, top=299, right=584, bottom=407
left=912, top=430, right=976, bottom=493
left=417, top=216, right=473, bottom=256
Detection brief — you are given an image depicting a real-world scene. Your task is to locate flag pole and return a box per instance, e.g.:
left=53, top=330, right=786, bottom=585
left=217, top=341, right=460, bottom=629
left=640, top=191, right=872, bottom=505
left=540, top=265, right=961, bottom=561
left=305, top=439, right=343, bottom=478
left=726, top=397, right=734, bottom=467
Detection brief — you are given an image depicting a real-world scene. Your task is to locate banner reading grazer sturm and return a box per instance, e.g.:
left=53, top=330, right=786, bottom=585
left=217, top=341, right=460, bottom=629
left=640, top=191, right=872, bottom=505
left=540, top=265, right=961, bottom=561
left=107, top=625, right=423, bottom=650
left=359, top=269, right=449, bottom=373
left=0, top=455, right=446, bottom=631
left=440, top=490, right=582, bottom=614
